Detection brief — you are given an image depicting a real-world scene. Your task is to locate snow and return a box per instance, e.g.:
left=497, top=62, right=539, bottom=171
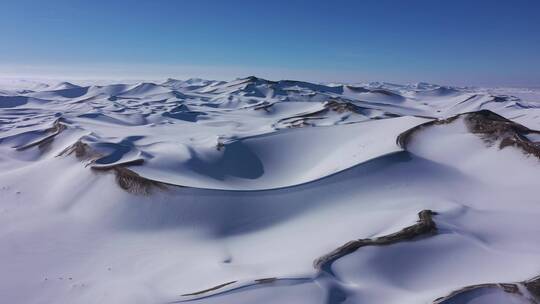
left=1, top=76, right=540, bottom=304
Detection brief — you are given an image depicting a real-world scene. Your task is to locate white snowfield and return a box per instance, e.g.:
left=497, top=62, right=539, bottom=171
left=1, top=76, right=540, bottom=304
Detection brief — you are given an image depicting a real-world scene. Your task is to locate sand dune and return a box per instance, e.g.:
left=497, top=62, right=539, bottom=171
left=1, top=77, right=540, bottom=304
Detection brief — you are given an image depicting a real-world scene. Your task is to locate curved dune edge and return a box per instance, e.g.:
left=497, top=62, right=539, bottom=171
left=50, top=116, right=428, bottom=192
left=433, top=276, right=540, bottom=304
left=397, top=109, right=540, bottom=159
left=14, top=118, right=67, bottom=151
left=66, top=149, right=413, bottom=193
left=174, top=210, right=437, bottom=303
left=313, top=209, right=437, bottom=272
left=124, top=116, right=428, bottom=191
left=173, top=208, right=540, bottom=304
left=56, top=109, right=540, bottom=193
left=57, top=139, right=167, bottom=195
left=76, top=149, right=410, bottom=194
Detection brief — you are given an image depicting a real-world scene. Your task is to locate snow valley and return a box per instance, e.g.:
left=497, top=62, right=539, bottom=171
left=1, top=76, right=540, bottom=304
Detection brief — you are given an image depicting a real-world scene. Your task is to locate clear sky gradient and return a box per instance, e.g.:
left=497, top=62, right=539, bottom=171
left=1, top=0, right=539, bottom=86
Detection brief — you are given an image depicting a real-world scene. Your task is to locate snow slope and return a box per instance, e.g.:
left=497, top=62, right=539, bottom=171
left=1, top=76, right=540, bottom=304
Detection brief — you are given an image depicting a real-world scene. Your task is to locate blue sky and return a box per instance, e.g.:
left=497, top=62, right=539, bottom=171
left=0, top=0, right=539, bottom=86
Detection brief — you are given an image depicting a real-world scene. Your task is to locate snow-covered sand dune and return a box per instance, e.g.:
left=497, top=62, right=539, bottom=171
left=1, top=76, right=540, bottom=304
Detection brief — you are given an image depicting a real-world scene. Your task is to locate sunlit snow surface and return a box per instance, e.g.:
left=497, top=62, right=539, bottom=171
left=1, top=77, right=540, bottom=304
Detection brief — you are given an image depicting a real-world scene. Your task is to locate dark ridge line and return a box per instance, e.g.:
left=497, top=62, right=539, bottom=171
left=252, top=102, right=274, bottom=112
left=57, top=139, right=172, bottom=195
left=396, top=116, right=458, bottom=148
left=172, top=277, right=312, bottom=303
left=465, top=110, right=540, bottom=159
left=100, top=151, right=405, bottom=193
left=254, top=277, right=278, bottom=284
left=324, top=100, right=366, bottom=114
left=477, top=96, right=508, bottom=109
left=274, top=106, right=328, bottom=126
left=279, top=116, right=327, bottom=129
left=273, top=100, right=372, bottom=129
left=525, top=276, right=540, bottom=300
left=57, top=139, right=100, bottom=160
left=227, top=76, right=345, bottom=94
left=180, top=281, right=237, bottom=297
left=15, top=118, right=67, bottom=151
left=313, top=209, right=437, bottom=272
left=451, top=94, right=479, bottom=107
left=92, top=164, right=169, bottom=195
left=51, top=111, right=448, bottom=194
left=433, top=275, right=540, bottom=304
left=369, top=88, right=403, bottom=97
left=173, top=210, right=437, bottom=303
left=228, top=76, right=406, bottom=97
left=433, top=283, right=520, bottom=303
left=57, top=133, right=409, bottom=193
left=345, top=85, right=370, bottom=93
left=397, top=109, right=540, bottom=159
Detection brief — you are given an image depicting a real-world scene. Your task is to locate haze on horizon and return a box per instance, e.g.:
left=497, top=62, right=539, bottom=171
left=0, top=0, right=539, bottom=87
